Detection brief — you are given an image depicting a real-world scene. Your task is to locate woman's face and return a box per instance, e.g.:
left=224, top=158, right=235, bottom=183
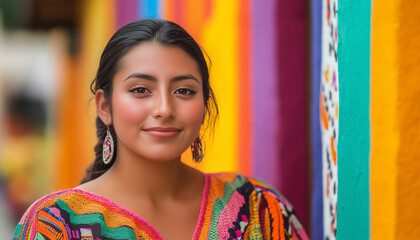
left=108, top=42, right=205, bottom=162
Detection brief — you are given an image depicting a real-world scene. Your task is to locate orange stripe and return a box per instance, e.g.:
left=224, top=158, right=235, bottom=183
left=330, top=136, right=337, bottom=165
left=320, top=93, right=329, bottom=130
left=28, top=191, right=157, bottom=238
left=162, top=0, right=175, bottom=21
left=184, top=0, right=205, bottom=41
left=248, top=178, right=272, bottom=189
left=264, top=207, right=271, bottom=238
left=238, top=0, right=252, bottom=176
left=62, top=193, right=157, bottom=238
left=37, top=210, right=69, bottom=239
left=277, top=201, right=286, bottom=240
left=264, top=191, right=280, bottom=240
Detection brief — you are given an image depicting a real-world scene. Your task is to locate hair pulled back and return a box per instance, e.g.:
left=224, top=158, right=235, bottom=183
left=81, top=18, right=218, bottom=183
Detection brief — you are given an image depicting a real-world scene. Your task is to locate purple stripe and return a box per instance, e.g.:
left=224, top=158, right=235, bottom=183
left=116, top=0, right=138, bottom=29
left=276, top=0, right=309, bottom=229
left=310, top=0, right=324, bottom=239
left=252, top=0, right=280, bottom=189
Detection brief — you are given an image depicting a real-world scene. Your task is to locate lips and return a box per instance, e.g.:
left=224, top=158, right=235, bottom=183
left=143, top=127, right=182, bottom=138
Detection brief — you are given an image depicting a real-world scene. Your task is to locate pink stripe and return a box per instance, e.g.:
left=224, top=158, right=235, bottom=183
left=116, top=0, right=138, bottom=29
left=192, top=174, right=211, bottom=239
left=252, top=0, right=280, bottom=190
left=217, top=191, right=246, bottom=239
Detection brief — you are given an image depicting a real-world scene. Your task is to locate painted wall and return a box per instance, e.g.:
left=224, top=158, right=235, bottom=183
left=313, top=0, right=371, bottom=239
left=320, top=0, right=339, bottom=238
left=310, top=0, right=324, bottom=239
left=54, top=0, right=310, bottom=230
left=4, top=0, right=420, bottom=238
left=313, top=0, right=420, bottom=239
left=336, top=0, right=371, bottom=239
left=371, top=0, right=420, bottom=239
left=66, top=1, right=420, bottom=239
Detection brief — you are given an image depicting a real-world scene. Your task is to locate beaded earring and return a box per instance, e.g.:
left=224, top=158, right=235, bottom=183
left=191, top=137, right=204, bottom=163
left=103, top=126, right=114, bottom=164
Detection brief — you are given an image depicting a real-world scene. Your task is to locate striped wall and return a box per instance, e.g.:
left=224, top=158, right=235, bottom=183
left=56, top=0, right=310, bottom=230
left=54, top=0, right=420, bottom=239
left=313, top=0, right=371, bottom=239
left=371, top=0, right=420, bottom=239
left=310, top=0, right=323, bottom=239
left=311, top=0, right=420, bottom=239
left=336, top=0, right=371, bottom=239
left=320, top=0, right=340, bottom=239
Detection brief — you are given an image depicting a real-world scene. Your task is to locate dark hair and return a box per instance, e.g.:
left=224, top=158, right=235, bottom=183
left=81, top=19, right=218, bottom=183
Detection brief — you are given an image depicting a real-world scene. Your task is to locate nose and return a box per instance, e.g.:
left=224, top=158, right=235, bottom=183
left=152, top=91, right=175, bottom=119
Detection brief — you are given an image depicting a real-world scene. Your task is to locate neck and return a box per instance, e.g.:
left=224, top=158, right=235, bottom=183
left=103, top=146, right=200, bottom=204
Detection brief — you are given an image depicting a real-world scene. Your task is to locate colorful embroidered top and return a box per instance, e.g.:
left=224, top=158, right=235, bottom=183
left=13, top=173, right=308, bottom=240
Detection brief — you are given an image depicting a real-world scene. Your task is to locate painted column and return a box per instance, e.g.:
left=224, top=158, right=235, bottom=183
left=310, top=0, right=323, bottom=239
left=320, top=0, right=339, bottom=238
left=371, top=1, right=420, bottom=239
left=276, top=0, right=309, bottom=228
left=252, top=0, right=280, bottom=190
left=336, top=0, right=370, bottom=239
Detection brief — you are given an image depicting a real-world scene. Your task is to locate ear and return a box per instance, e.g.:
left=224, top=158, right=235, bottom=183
left=95, top=89, right=112, bottom=125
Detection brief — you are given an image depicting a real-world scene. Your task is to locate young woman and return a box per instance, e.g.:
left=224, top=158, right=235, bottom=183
left=13, top=19, right=308, bottom=240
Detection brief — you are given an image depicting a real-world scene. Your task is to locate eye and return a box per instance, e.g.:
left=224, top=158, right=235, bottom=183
left=129, top=87, right=151, bottom=95
left=174, top=88, right=197, bottom=96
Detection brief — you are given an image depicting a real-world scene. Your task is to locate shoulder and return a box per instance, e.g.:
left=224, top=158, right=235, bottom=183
left=206, top=172, right=308, bottom=240
left=206, top=172, right=289, bottom=202
left=207, top=172, right=294, bottom=208
left=13, top=189, right=84, bottom=240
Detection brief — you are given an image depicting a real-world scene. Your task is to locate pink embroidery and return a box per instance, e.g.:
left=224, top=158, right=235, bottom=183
left=192, top=174, right=211, bottom=239
left=217, top=191, right=245, bottom=239
left=241, top=214, right=248, bottom=223
left=235, top=229, right=242, bottom=237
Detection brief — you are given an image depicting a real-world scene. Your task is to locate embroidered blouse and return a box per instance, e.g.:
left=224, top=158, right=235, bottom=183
left=13, top=173, right=308, bottom=240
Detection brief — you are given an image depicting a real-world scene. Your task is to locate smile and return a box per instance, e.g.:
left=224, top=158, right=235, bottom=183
left=143, top=127, right=182, bottom=138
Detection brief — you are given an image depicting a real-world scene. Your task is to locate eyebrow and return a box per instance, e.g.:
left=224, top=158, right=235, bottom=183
left=124, top=73, right=200, bottom=83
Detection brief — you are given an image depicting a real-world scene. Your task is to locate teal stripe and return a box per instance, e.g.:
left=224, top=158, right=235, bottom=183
left=55, top=200, right=138, bottom=239
left=13, top=224, right=23, bottom=239
left=207, top=175, right=247, bottom=238
left=337, top=1, right=371, bottom=239
left=35, top=232, right=46, bottom=240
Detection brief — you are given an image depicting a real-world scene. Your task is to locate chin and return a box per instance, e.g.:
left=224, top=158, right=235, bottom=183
left=138, top=148, right=186, bottom=162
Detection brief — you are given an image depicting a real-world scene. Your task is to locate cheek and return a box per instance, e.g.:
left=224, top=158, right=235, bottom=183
left=178, top=99, right=205, bottom=128
left=111, top=94, right=148, bottom=125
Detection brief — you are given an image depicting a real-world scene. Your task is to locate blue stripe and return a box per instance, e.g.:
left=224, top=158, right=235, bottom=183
left=139, top=0, right=161, bottom=19
left=310, top=0, right=324, bottom=239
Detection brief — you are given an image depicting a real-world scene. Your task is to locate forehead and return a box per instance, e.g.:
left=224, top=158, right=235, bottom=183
left=116, top=42, right=201, bottom=79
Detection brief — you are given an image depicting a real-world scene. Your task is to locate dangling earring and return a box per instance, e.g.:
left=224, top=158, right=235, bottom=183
left=191, top=137, right=204, bottom=163
left=103, top=125, right=114, bottom=164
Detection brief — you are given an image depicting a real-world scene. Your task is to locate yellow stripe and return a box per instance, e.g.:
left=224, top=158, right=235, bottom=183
left=200, top=0, right=239, bottom=173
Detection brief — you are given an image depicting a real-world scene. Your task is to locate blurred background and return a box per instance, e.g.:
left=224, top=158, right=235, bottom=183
left=0, top=0, right=312, bottom=236
left=2, top=0, right=420, bottom=240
